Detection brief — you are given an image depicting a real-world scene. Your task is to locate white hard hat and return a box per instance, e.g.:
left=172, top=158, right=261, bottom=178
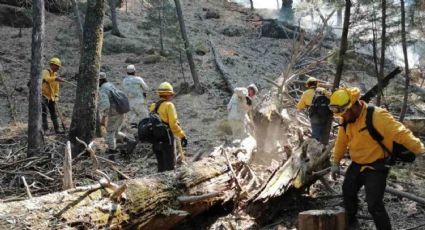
left=247, top=83, right=258, bottom=94
left=127, top=64, right=136, bottom=73
left=99, top=72, right=106, bottom=79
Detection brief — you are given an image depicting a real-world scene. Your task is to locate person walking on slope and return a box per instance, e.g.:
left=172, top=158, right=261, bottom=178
left=122, top=64, right=149, bottom=123
left=98, top=72, right=132, bottom=160
left=150, top=82, right=187, bottom=172
left=296, top=77, right=331, bottom=143
left=329, top=87, right=425, bottom=230
left=122, top=65, right=149, bottom=154
left=41, top=57, right=65, bottom=134
left=227, top=84, right=258, bottom=139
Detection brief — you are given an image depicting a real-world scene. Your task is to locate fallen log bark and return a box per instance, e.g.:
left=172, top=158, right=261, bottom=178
left=0, top=141, right=256, bottom=229
left=209, top=35, right=235, bottom=93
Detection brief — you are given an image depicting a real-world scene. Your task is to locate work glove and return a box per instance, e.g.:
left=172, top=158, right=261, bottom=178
left=181, top=137, right=188, bottom=147
left=331, top=162, right=340, bottom=180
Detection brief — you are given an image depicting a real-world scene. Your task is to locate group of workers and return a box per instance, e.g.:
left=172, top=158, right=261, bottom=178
left=297, top=77, right=425, bottom=230
left=41, top=57, right=425, bottom=229
left=41, top=57, right=186, bottom=172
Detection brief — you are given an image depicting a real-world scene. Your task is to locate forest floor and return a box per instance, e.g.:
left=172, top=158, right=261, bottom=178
left=0, top=0, right=425, bottom=229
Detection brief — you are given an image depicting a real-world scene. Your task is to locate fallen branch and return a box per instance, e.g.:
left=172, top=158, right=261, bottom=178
left=177, top=191, right=222, bottom=203
left=21, top=176, right=32, bottom=198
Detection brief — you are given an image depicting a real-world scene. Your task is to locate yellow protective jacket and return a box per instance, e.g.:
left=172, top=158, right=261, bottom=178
left=41, top=69, right=59, bottom=101
left=296, top=87, right=329, bottom=110
left=332, top=101, right=425, bottom=165
left=150, top=100, right=185, bottom=139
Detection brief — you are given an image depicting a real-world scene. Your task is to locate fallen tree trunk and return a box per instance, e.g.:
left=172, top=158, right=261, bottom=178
left=0, top=140, right=256, bottom=229
left=209, top=35, right=235, bottom=93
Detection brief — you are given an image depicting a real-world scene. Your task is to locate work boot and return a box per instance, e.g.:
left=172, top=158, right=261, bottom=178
left=125, top=140, right=138, bottom=155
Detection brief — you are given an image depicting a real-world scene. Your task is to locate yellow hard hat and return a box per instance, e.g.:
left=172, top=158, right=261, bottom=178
left=329, top=87, right=361, bottom=116
left=157, top=82, right=175, bottom=96
left=49, top=57, right=62, bottom=67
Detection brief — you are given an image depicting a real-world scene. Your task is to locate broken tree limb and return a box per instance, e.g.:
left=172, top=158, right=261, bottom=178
left=63, top=141, right=74, bottom=190
left=360, top=67, right=402, bottom=103
left=0, top=141, right=256, bottom=229
left=21, top=176, right=32, bottom=198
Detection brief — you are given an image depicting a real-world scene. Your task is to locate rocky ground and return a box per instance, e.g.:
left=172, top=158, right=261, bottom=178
left=0, top=0, right=425, bottom=229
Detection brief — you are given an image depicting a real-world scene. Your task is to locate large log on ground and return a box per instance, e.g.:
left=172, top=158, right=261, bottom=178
left=298, top=209, right=346, bottom=230
left=0, top=0, right=71, bottom=13
left=0, top=144, right=255, bottom=230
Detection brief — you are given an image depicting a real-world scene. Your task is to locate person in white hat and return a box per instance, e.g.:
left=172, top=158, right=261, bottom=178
left=122, top=65, right=150, bottom=124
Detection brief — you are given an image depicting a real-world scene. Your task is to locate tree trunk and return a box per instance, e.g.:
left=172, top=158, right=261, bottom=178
left=159, top=0, right=164, bottom=53
left=323, top=0, right=351, bottom=145
left=377, top=0, right=387, bottom=106
left=298, top=209, right=346, bottom=230
left=371, top=5, right=379, bottom=80
left=69, top=0, right=104, bottom=149
left=249, top=0, right=254, bottom=10
left=0, top=0, right=71, bottom=12
left=27, top=0, right=45, bottom=157
left=0, top=141, right=256, bottom=229
left=281, top=0, right=292, bottom=8
left=108, top=0, right=124, bottom=37
left=71, top=0, right=83, bottom=53
left=174, top=0, right=203, bottom=94
left=399, top=0, right=409, bottom=122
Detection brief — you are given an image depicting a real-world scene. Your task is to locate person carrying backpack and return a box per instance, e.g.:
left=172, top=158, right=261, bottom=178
left=296, top=77, right=331, bottom=143
left=98, top=72, right=133, bottom=160
left=149, top=82, right=187, bottom=172
left=329, top=87, right=425, bottom=230
left=41, top=57, right=66, bottom=134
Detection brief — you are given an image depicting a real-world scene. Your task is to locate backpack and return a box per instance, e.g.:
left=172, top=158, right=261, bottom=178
left=110, top=89, right=130, bottom=114
left=342, top=106, right=416, bottom=165
left=308, top=89, right=332, bottom=122
left=137, top=101, right=171, bottom=144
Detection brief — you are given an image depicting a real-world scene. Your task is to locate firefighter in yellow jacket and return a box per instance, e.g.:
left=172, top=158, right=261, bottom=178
left=150, top=82, right=187, bottom=172
left=42, top=57, right=65, bottom=134
left=329, top=87, right=425, bottom=230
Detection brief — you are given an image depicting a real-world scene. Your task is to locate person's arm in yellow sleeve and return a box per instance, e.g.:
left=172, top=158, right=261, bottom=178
left=375, top=109, right=425, bottom=155
left=331, top=127, right=349, bottom=164
left=166, top=103, right=185, bottom=139
left=42, top=70, right=56, bottom=83
left=296, top=91, right=309, bottom=110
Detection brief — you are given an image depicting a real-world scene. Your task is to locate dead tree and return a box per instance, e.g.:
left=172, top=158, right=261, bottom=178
left=0, top=140, right=256, bottom=229
left=108, top=0, right=124, bottom=37
left=249, top=0, right=254, bottom=10
left=399, top=0, right=409, bottom=122
left=69, top=0, right=104, bottom=149
left=377, top=0, right=387, bottom=106
left=174, top=0, right=203, bottom=94
left=27, top=0, right=45, bottom=157
left=71, top=0, right=83, bottom=52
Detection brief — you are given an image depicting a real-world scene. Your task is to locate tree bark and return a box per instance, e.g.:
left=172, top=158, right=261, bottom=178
left=69, top=0, right=104, bottom=149
left=399, top=0, right=409, bottom=122
left=174, top=0, right=203, bottom=94
left=108, top=0, right=124, bottom=37
left=71, top=0, right=83, bottom=53
left=159, top=0, right=164, bottom=53
left=0, top=144, right=256, bottom=229
left=249, top=0, right=254, bottom=10
left=323, top=0, right=351, bottom=145
left=27, top=0, right=45, bottom=157
left=377, top=0, right=387, bottom=106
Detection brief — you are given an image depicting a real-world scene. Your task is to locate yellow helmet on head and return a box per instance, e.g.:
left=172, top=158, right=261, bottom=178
left=49, top=57, right=62, bottom=67
left=157, top=82, right=175, bottom=96
left=329, top=87, right=361, bottom=116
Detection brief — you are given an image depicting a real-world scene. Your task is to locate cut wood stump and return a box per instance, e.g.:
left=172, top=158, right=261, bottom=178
left=298, top=209, right=346, bottom=230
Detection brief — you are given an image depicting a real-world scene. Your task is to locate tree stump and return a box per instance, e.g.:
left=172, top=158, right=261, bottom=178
left=298, top=209, right=346, bottom=230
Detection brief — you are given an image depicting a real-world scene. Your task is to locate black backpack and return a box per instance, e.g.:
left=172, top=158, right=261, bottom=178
left=308, top=89, right=332, bottom=122
left=110, top=88, right=130, bottom=114
left=138, top=101, right=171, bottom=144
left=342, top=106, right=416, bottom=165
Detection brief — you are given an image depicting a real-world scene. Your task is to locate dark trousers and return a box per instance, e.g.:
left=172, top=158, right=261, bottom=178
left=343, top=160, right=391, bottom=230
left=152, top=134, right=175, bottom=172
left=42, top=97, right=59, bottom=132
left=311, top=122, right=326, bottom=142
